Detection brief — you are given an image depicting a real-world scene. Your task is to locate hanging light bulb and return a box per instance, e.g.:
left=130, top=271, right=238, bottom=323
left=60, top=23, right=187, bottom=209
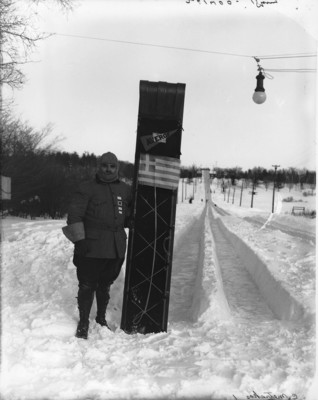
left=253, top=70, right=266, bottom=104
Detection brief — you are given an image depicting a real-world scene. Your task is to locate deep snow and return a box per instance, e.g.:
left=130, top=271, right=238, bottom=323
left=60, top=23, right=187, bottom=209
left=0, top=178, right=316, bottom=400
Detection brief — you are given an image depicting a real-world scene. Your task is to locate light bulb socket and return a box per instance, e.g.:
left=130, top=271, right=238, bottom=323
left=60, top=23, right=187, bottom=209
left=255, top=71, right=265, bottom=92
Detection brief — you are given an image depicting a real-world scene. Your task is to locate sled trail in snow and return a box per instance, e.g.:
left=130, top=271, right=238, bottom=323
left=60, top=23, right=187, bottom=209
left=207, top=206, right=276, bottom=323
left=244, top=215, right=315, bottom=244
left=169, top=209, right=206, bottom=322
left=170, top=203, right=276, bottom=325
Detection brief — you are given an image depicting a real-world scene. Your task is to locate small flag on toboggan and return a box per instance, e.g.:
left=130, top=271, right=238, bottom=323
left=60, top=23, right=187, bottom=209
left=138, top=153, right=180, bottom=190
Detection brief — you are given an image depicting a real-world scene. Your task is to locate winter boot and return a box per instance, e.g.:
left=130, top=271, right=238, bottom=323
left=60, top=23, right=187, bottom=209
left=95, top=285, right=111, bottom=329
left=75, top=283, right=94, bottom=339
left=75, top=310, right=90, bottom=339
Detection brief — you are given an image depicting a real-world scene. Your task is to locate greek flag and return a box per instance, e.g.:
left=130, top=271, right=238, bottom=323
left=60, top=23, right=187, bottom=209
left=138, top=153, right=180, bottom=190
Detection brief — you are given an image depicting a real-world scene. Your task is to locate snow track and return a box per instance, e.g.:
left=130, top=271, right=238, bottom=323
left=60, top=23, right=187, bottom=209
left=171, top=200, right=309, bottom=326
left=169, top=207, right=206, bottom=322
left=243, top=216, right=315, bottom=244
left=207, top=206, right=275, bottom=323
left=170, top=203, right=278, bottom=325
left=211, top=208, right=311, bottom=323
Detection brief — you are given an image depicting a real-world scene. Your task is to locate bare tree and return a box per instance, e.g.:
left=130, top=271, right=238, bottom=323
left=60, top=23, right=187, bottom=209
left=1, top=112, right=63, bottom=213
left=0, top=0, right=74, bottom=90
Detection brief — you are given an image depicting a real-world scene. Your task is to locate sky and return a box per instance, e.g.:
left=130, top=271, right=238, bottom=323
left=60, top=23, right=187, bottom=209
left=5, top=0, right=318, bottom=171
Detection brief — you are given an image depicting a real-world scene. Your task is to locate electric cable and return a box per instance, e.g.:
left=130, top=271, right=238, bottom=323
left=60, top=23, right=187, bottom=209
left=53, top=32, right=253, bottom=58
left=257, top=54, right=316, bottom=59
left=53, top=32, right=317, bottom=61
left=264, top=68, right=316, bottom=73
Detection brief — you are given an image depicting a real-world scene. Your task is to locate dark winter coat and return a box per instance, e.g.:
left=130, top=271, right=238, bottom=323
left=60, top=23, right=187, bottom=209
left=63, top=176, right=132, bottom=259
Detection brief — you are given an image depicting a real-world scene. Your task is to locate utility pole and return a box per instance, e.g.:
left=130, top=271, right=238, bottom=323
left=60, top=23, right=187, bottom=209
left=240, top=180, right=244, bottom=206
left=272, top=164, right=280, bottom=213
left=0, top=32, right=3, bottom=114
left=181, top=178, right=184, bottom=202
left=250, top=179, right=255, bottom=208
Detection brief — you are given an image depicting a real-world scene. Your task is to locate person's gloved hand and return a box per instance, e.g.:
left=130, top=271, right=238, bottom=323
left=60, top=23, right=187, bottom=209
left=125, top=216, right=135, bottom=230
left=75, top=239, right=88, bottom=256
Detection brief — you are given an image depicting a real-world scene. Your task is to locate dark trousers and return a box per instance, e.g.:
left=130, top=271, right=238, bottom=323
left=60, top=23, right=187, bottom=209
left=73, top=255, right=124, bottom=317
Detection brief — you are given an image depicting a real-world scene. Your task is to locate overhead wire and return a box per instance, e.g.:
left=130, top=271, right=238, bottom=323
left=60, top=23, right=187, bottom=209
left=52, top=32, right=253, bottom=58
left=264, top=68, right=316, bottom=73
left=256, top=53, right=317, bottom=60
left=53, top=32, right=316, bottom=61
left=52, top=33, right=317, bottom=75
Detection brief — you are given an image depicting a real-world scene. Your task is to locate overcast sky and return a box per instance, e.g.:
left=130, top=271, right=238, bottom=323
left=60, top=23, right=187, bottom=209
left=6, top=0, right=317, bottom=171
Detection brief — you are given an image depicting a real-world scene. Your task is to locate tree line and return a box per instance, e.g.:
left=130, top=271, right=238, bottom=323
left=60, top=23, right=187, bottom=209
left=2, top=113, right=315, bottom=220
left=180, top=165, right=316, bottom=190
left=1, top=113, right=134, bottom=219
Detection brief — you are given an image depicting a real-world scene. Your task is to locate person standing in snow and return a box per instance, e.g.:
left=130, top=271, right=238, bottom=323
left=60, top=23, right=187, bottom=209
left=62, top=152, right=132, bottom=339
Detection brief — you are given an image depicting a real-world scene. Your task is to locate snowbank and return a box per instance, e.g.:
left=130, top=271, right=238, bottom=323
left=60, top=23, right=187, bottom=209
left=211, top=208, right=309, bottom=322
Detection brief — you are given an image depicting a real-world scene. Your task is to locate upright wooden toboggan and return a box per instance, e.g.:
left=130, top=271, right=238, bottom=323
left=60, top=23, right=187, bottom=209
left=121, top=80, right=186, bottom=334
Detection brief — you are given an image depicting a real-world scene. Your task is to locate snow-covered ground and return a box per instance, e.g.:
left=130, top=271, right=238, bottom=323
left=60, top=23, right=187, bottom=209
left=0, top=178, right=316, bottom=400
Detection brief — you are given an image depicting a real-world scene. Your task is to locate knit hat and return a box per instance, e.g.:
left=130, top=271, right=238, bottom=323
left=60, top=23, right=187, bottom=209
left=97, top=152, right=119, bottom=183
left=99, top=152, right=118, bottom=166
